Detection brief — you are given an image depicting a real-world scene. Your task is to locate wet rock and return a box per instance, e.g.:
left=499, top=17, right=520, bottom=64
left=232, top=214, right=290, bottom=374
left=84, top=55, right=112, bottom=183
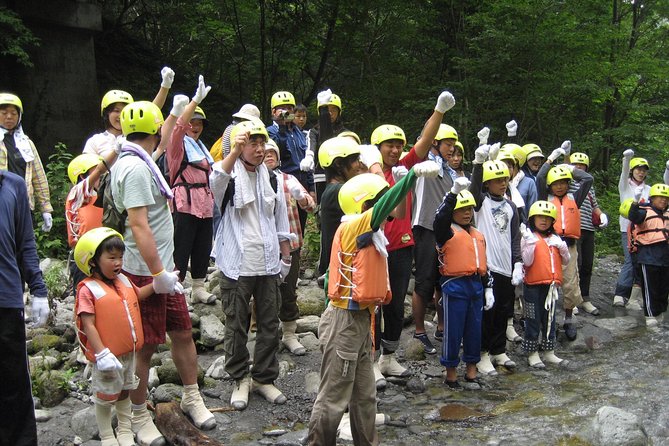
left=406, top=377, right=425, bottom=394
left=34, top=409, right=52, bottom=422
left=491, top=399, right=527, bottom=415
left=296, top=289, right=325, bottom=316
left=439, top=403, right=487, bottom=421
left=194, top=303, right=226, bottom=322
left=275, top=429, right=308, bottom=446
left=148, top=366, right=160, bottom=389
left=29, top=354, right=60, bottom=371
left=70, top=406, right=98, bottom=441
left=157, top=360, right=204, bottom=386
left=263, top=428, right=288, bottom=436
left=589, top=406, right=648, bottom=445
left=305, top=372, right=320, bottom=394
left=33, top=370, right=69, bottom=407
left=296, top=315, right=320, bottom=335
left=205, top=355, right=229, bottom=379
left=422, top=366, right=443, bottom=378
left=403, top=338, right=426, bottom=361
left=593, top=316, right=639, bottom=332
left=299, top=332, right=319, bottom=351
left=278, top=360, right=293, bottom=379
left=200, top=314, right=225, bottom=347
left=302, top=268, right=315, bottom=280
left=153, top=383, right=183, bottom=403
left=190, top=311, right=201, bottom=327
left=27, top=334, right=64, bottom=354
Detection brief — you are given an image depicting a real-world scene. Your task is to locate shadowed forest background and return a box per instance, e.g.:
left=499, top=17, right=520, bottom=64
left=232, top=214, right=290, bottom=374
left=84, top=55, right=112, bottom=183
left=1, top=0, right=669, bottom=258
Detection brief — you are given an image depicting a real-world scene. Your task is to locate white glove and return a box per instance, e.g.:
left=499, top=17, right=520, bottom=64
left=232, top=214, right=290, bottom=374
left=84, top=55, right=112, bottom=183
left=434, top=91, right=456, bottom=113
left=316, top=89, right=332, bottom=106
left=114, top=136, right=124, bottom=155
left=477, top=127, right=490, bottom=145
left=413, top=160, right=440, bottom=178
left=95, top=348, right=123, bottom=371
left=173, top=281, right=185, bottom=295
left=288, top=181, right=307, bottom=201
left=31, top=296, right=49, bottom=327
left=450, top=177, right=470, bottom=194
left=598, top=213, right=609, bottom=228
left=547, top=234, right=564, bottom=248
left=152, top=269, right=180, bottom=295
left=474, top=144, right=490, bottom=164
left=559, top=163, right=575, bottom=172
left=547, top=148, right=565, bottom=163
left=170, top=94, right=189, bottom=117
left=511, top=262, right=524, bottom=286
left=484, top=288, right=495, bottom=311
left=41, top=212, right=53, bottom=232
left=634, top=185, right=644, bottom=202
left=665, top=160, right=669, bottom=170
left=623, top=149, right=634, bottom=159
left=519, top=223, right=537, bottom=243
left=561, top=140, right=572, bottom=157
left=359, top=144, right=382, bottom=169
left=192, top=75, right=212, bottom=104
left=160, top=66, right=175, bottom=89
left=392, top=165, right=409, bottom=183
left=489, top=142, right=501, bottom=161
left=300, top=149, right=315, bottom=172
left=506, top=120, right=518, bottom=137
left=279, top=259, right=292, bottom=281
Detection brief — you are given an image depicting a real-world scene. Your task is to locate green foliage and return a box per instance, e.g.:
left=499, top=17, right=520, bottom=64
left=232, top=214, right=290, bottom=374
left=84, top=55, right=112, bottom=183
left=37, top=143, right=72, bottom=260
left=43, top=261, right=68, bottom=300
left=0, top=7, right=39, bottom=66
left=302, top=213, right=321, bottom=271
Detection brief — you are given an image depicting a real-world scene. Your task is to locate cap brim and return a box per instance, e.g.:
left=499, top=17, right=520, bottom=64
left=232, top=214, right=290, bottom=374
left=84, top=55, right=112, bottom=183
left=233, top=112, right=259, bottom=121
left=192, top=113, right=207, bottom=121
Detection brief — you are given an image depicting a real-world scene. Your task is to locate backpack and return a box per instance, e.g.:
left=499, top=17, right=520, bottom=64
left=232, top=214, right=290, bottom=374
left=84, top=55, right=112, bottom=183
left=100, top=172, right=128, bottom=234
left=220, top=170, right=278, bottom=216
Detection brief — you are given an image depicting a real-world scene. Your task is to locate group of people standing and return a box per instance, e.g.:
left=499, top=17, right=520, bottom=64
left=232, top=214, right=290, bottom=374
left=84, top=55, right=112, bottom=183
left=0, top=64, right=668, bottom=445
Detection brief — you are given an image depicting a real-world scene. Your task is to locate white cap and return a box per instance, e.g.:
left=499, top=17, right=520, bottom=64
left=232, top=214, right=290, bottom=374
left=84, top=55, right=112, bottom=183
left=232, top=103, right=260, bottom=121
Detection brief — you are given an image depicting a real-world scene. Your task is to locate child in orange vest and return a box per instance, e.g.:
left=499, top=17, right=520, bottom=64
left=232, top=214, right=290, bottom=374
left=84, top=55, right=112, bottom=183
left=536, top=147, right=592, bottom=341
left=433, top=177, right=494, bottom=389
left=627, top=183, right=669, bottom=327
left=74, top=227, right=153, bottom=446
left=521, top=201, right=571, bottom=368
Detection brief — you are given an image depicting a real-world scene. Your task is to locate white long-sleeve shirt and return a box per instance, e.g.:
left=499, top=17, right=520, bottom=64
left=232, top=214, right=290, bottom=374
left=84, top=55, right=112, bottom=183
left=618, top=156, right=650, bottom=232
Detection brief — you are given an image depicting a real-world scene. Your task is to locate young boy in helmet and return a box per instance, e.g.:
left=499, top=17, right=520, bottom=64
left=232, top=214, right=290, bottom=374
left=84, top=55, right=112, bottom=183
left=264, top=138, right=316, bottom=355
left=569, top=152, right=607, bottom=316
left=74, top=227, right=154, bottom=446
left=521, top=143, right=545, bottom=182
left=0, top=92, right=53, bottom=232
left=613, top=149, right=651, bottom=307
left=112, top=80, right=216, bottom=444
left=536, top=147, right=593, bottom=341
left=520, top=201, right=571, bottom=368
left=308, top=160, right=440, bottom=445
left=627, top=183, right=669, bottom=326
left=469, top=149, right=522, bottom=375
left=433, top=177, right=494, bottom=389
left=211, top=119, right=293, bottom=410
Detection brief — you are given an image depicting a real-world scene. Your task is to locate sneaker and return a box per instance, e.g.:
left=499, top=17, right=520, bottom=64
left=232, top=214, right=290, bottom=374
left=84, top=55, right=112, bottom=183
left=612, top=295, right=625, bottom=307
left=563, top=322, right=577, bottom=341
left=581, top=301, right=600, bottom=316
left=444, top=379, right=461, bottom=389
left=413, top=332, right=437, bottom=355
left=434, top=329, right=443, bottom=341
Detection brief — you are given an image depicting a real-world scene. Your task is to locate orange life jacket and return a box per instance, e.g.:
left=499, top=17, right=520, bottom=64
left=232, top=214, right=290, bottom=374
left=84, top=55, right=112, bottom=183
left=524, top=235, right=564, bottom=285
left=630, top=204, right=669, bottom=251
left=66, top=198, right=103, bottom=248
left=328, top=227, right=392, bottom=306
left=75, top=274, right=144, bottom=362
left=550, top=193, right=581, bottom=239
left=437, top=224, right=487, bottom=277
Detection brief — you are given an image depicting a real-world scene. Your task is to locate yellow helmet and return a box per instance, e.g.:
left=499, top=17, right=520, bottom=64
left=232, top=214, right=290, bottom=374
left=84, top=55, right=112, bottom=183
left=497, top=147, right=519, bottom=165
left=120, top=101, right=164, bottom=136
left=619, top=198, right=634, bottom=219
left=629, top=157, right=649, bottom=171
left=649, top=183, right=669, bottom=198
left=193, top=106, right=207, bottom=120
left=522, top=143, right=544, bottom=161
left=0, top=93, right=23, bottom=114
left=338, top=173, right=389, bottom=215
left=68, top=154, right=102, bottom=185
left=230, top=119, right=269, bottom=144
left=74, top=227, right=124, bottom=276
left=528, top=200, right=557, bottom=220
left=318, top=136, right=361, bottom=168
left=454, top=190, right=476, bottom=210
left=318, top=93, right=342, bottom=110
left=482, top=160, right=510, bottom=182
left=271, top=91, right=296, bottom=108
left=546, top=165, right=573, bottom=186
left=338, top=130, right=361, bottom=144
left=435, top=124, right=458, bottom=141
left=371, top=124, right=406, bottom=146
left=501, top=143, right=524, bottom=165
left=569, top=152, right=590, bottom=167
left=100, top=90, right=133, bottom=116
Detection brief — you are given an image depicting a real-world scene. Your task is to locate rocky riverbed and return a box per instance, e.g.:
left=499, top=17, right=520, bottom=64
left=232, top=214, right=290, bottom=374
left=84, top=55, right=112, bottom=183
left=32, top=255, right=668, bottom=446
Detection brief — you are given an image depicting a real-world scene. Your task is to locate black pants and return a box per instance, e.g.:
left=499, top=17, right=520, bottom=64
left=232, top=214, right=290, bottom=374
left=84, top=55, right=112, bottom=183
left=173, top=212, right=213, bottom=281
left=279, top=249, right=301, bottom=321
left=577, top=230, right=595, bottom=298
left=638, top=263, right=669, bottom=317
left=0, top=308, right=37, bottom=446
left=482, top=272, right=515, bottom=355
left=375, top=246, right=413, bottom=353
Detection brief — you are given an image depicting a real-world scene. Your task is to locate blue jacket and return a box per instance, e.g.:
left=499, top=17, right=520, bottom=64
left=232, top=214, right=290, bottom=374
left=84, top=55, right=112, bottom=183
left=0, top=170, right=47, bottom=307
left=267, top=122, right=314, bottom=191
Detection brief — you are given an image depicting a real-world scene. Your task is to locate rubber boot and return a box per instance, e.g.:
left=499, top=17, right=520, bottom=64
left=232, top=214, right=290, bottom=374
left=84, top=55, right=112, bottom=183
left=506, top=318, right=522, bottom=342
left=115, top=398, right=135, bottom=446
left=132, top=403, right=166, bottom=446
left=190, top=278, right=216, bottom=304
left=581, top=301, right=600, bottom=316
left=646, top=316, right=658, bottom=327
left=373, top=360, right=387, bottom=390
left=281, top=320, right=306, bottom=356
left=542, top=350, right=566, bottom=365
left=476, top=352, right=498, bottom=376
left=378, top=353, right=411, bottom=377
left=528, top=351, right=545, bottom=369
left=491, top=353, right=517, bottom=369
left=95, top=400, right=118, bottom=446
left=230, top=375, right=251, bottom=410
left=181, top=384, right=216, bottom=430
left=252, top=380, right=287, bottom=404
left=628, top=286, right=643, bottom=311
left=612, top=295, right=625, bottom=307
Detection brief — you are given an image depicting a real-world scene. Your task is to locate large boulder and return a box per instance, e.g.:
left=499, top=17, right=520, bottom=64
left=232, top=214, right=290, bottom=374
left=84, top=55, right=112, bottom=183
left=70, top=406, right=99, bottom=441
left=33, top=370, right=69, bottom=407
left=296, top=287, right=326, bottom=316
left=199, top=314, right=225, bottom=347
left=296, top=315, right=320, bottom=335
left=588, top=406, right=648, bottom=445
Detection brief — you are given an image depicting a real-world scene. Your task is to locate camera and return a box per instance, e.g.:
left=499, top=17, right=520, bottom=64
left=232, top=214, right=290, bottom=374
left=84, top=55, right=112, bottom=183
left=278, top=111, right=295, bottom=122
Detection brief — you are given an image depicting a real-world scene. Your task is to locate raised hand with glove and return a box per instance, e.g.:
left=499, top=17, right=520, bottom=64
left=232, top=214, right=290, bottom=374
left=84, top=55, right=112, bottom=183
left=160, top=66, right=175, bottom=89
left=192, top=75, right=212, bottom=104
left=623, top=148, right=634, bottom=159
left=519, top=223, right=537, bottom=244
left=484, top=288, right=495, bottom=310
left=31, top=296, right=49, bottom=327
left=359, top=144, right=382, bottom=170
left=317, top=89, right=332, bottom=107
left=152, top=269, right=183, bottom=295
left=95, top=348, right=123, bottom=371
left=300, top=149, right=315, bottom=172
left=434, top=91, right=456, bottom=114
left=170, top=94, right=190, bottom=117
left=412, top=160, right=440, bottom=178
left=547, top=148, right=566, bottom=164
left=41, top=212, right=53, bottom=232
left=489, top=142, right=501, bottom=161
left=477, top=127, right=490, bottom=146
left=511, top=262, right=524, bottom=286
left=561, top=140, right=572, bottom=157
left=451, top=177, right=471, bottom=195
left=474, top=144, right=491, bottom=165
left=392, top=165, right=409, bottom=183
left=506, top=120, right=518, bottom=137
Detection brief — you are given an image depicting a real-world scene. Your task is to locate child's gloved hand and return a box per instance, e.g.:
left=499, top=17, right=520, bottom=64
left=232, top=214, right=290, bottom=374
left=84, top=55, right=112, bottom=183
left=434, top=91, right=456, bottom=113
left=413, top=160, right=440, bottom=178
left=623, top=149, right=634, bottom=159
left=300, top=150, right=315, bottom=172
left=506, top=120, right=518, bottom=137
left=484, top=288, right=495, bottom=310
left=95, top=348, right=123, bottom=371
left=474, top=144, right=490, bottom=164
left=192, top=75, right=212, bottom=104
left=317, top=89, right=332, bottom=106
left=511, top=262, right=524, bottom=286
left=519, top=223, right=536, bottom=243
left=477, top=127, right=490, bottom=145
left=160, top=66, right=175, bottom=89
left=450, top=177, right=471, bottom=195
left=170, top=94, right=189, bottom=117
left=392, top=165, right=409, bottom=183
left=599, top=213, right=609, bottom=228
left=489, top=142, right=501, bottom=161
left=561, top=140, right=572, bottom=157
left=547, top=148, right=566, bottom=163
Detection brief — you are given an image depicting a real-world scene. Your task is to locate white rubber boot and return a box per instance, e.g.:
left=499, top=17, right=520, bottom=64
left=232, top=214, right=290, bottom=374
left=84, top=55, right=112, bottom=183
left=646, top=316, right=659, bottom=327
left=252, top=380, right=287, bottom=404
left=180, top=384, right=216, bottom=430
left=506, top=318, right=522, bottom=342
left=230, top=375, right=251, bottom=410
left=491, top=353, right=517, bottom=369
left=542, top=350, right=567, bottom=365
left=115, top=398, right=135, bottom=446
left=527, top=351, right=545, bottom=369
left=628, top=286, right=643, bottom=311
left=476, top=352, right=498, bottom=376
left=132, top=403, right=166, bottom=446
left=281, top=320, right=306, bottom=356
left=378, top=353, right=411, bottom=377
left=581, top=301, right=600, bottom=315
left=190, top=278, right=216, bottom=304
left=373, top=360, right=387, bottom=389
left=612, top=295, right=625, bottom=307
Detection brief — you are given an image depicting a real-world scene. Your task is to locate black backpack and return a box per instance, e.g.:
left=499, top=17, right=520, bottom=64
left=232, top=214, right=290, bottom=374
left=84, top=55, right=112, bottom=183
left=220, top=169, right=278, bottom=216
